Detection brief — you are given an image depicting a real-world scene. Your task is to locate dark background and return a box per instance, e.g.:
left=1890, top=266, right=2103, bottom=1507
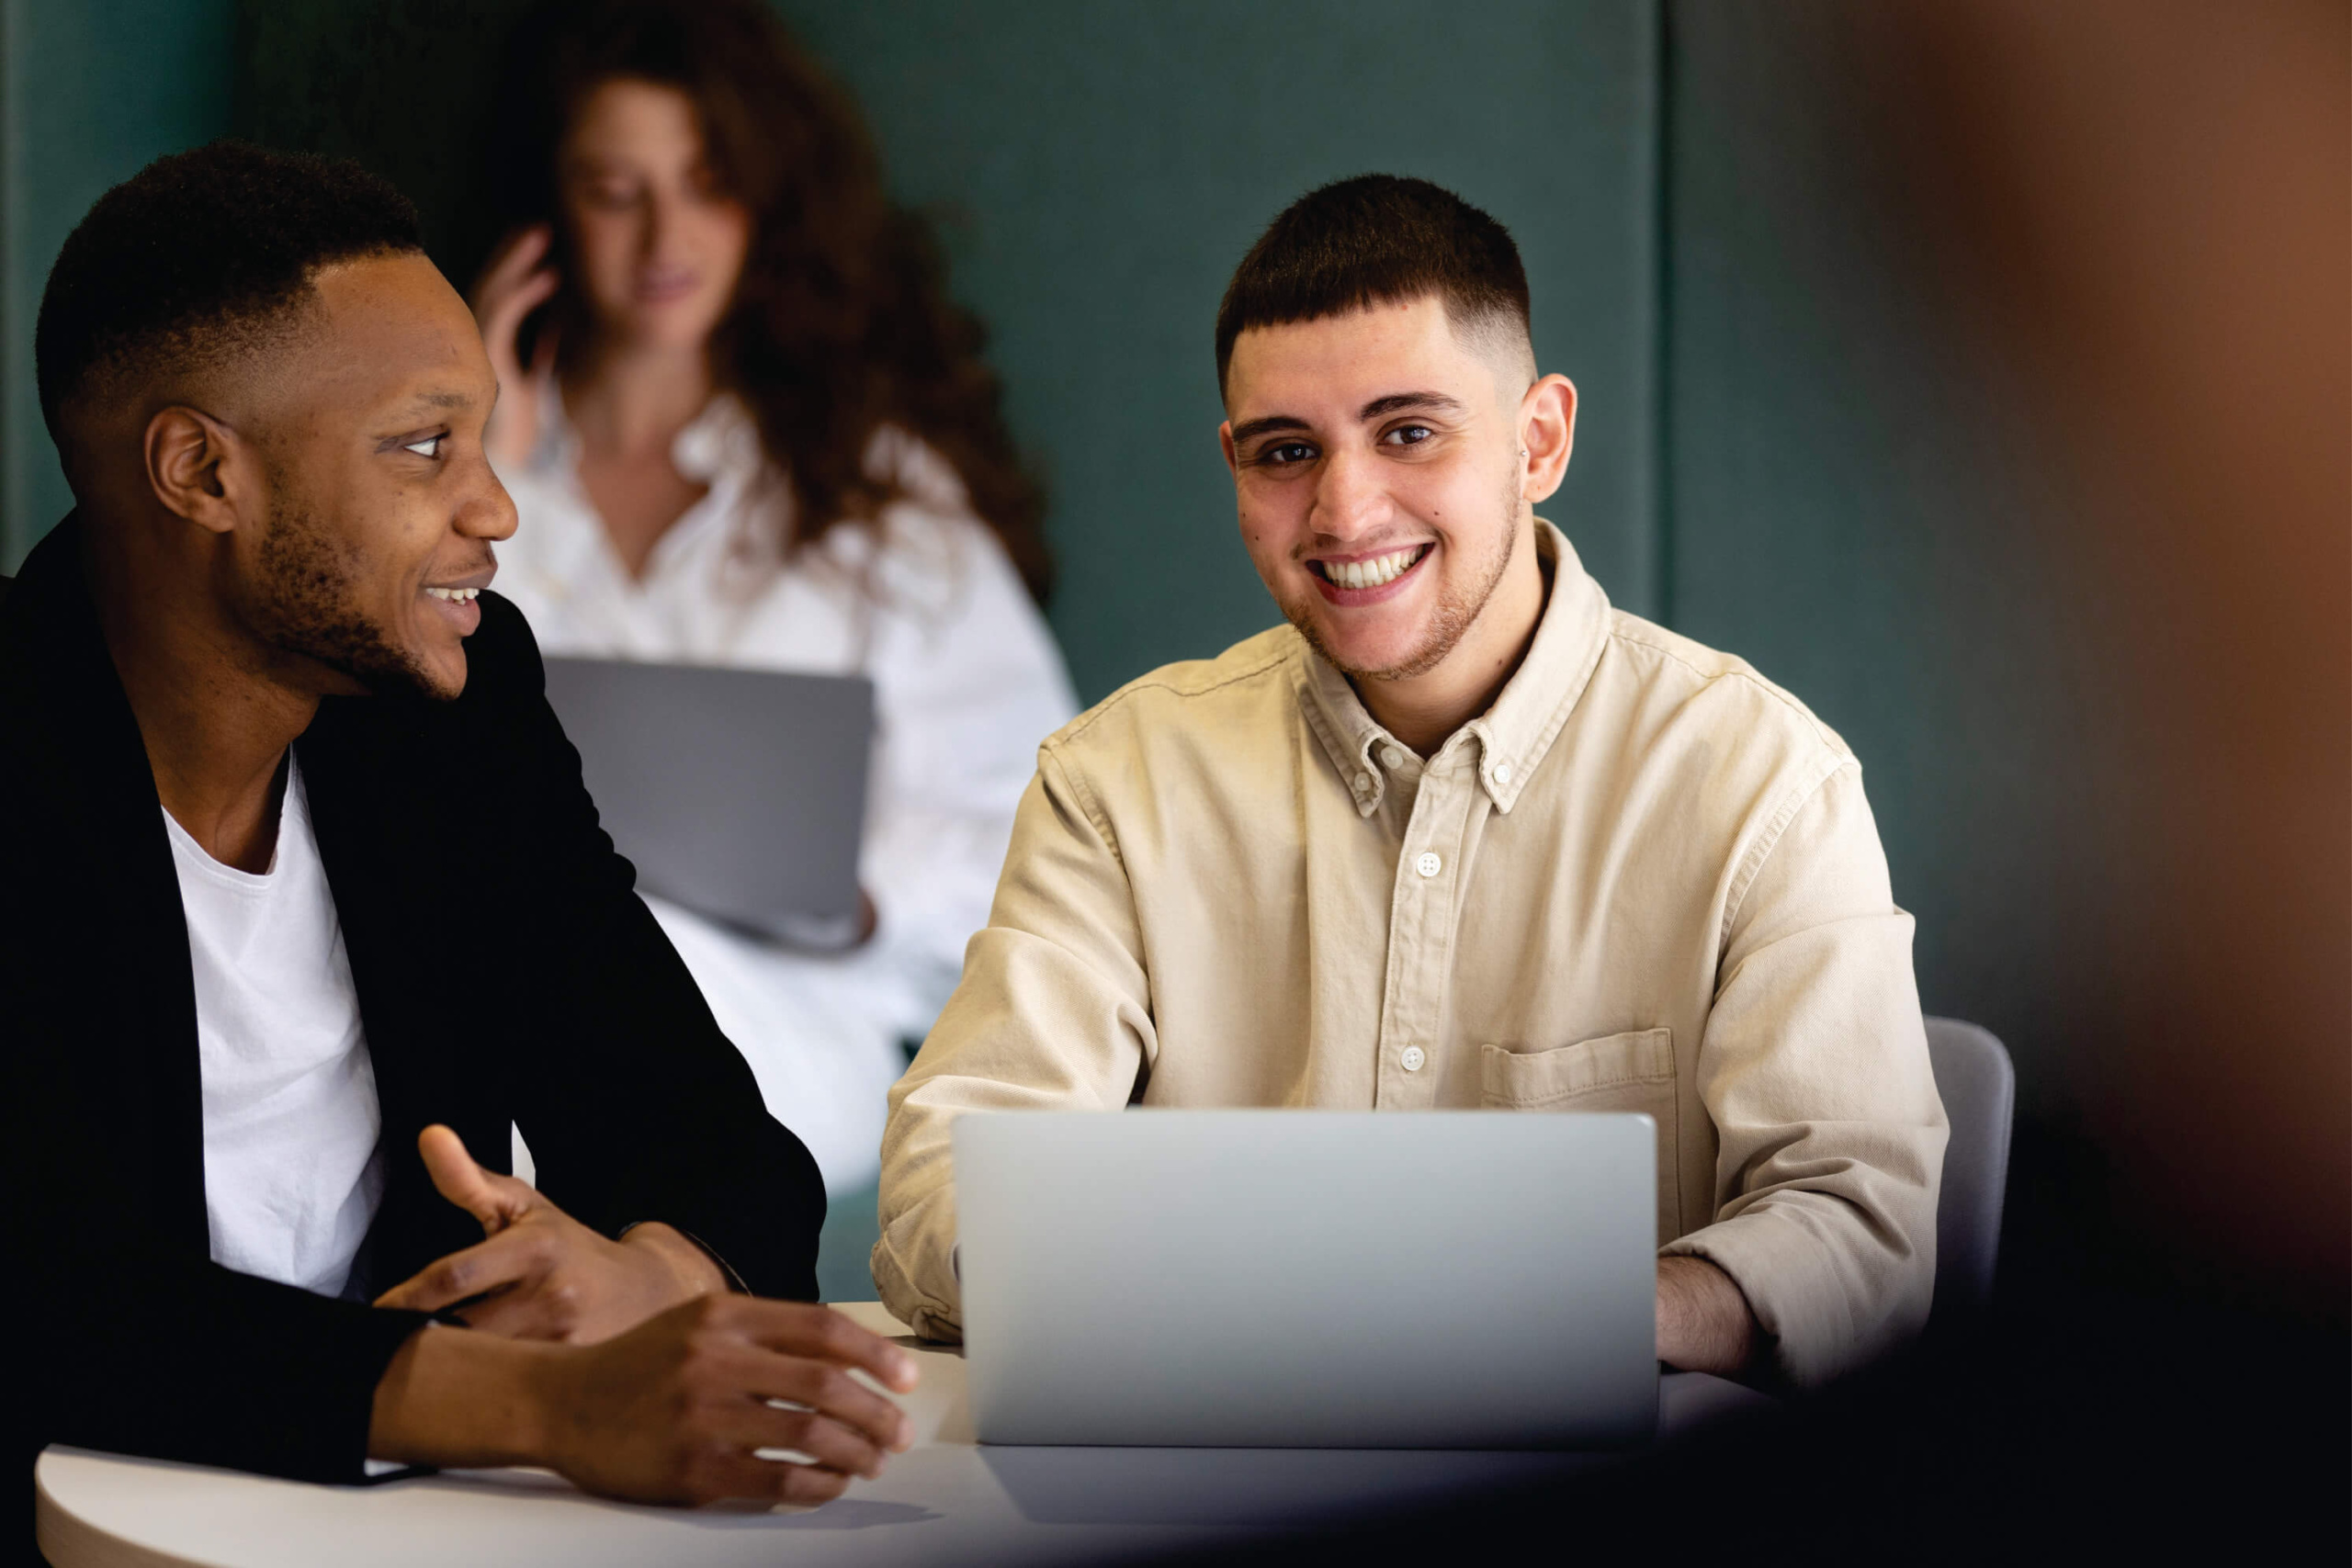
left=1, top=0, right=2344, bottom=1348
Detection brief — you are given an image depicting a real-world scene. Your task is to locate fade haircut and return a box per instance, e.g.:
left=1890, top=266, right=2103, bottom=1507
left=35, top=141, right=421, bottom=462
left=1215, top=175, right=1533, bottom=399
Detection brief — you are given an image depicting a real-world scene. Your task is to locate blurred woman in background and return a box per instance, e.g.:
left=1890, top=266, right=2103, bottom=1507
left=475, top=0, right=1074, bottom=1196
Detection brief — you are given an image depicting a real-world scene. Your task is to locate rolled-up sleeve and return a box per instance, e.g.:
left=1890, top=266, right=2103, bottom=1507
left=1660, top=761, right=1948, bottom=1385
left=872, top=746, right=1157, bottom=1338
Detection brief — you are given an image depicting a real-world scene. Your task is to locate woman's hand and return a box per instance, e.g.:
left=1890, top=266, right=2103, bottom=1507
left=470, top=223, right=561, bottom=468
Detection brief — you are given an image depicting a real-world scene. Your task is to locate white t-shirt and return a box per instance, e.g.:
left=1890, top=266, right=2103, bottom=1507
left=165, top=752, right=386, bottom=1297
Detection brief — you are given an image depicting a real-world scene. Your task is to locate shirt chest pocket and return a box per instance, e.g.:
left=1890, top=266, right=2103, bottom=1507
left=1479, top=1028, right=1679, bottom=1245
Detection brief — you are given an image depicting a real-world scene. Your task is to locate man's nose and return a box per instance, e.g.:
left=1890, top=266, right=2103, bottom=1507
left=1308, top=446, right=1390, bottom=541
left=458, top=464, right=519, bottom=544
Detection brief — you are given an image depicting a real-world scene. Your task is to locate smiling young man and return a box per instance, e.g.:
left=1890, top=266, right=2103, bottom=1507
left=876, top=176, right=1949, bottom=1386
left=0, top=143, right=920, bottom=1544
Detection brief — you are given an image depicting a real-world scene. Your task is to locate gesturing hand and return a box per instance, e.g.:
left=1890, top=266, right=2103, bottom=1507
left=470, top=223, right=560, bottom=468
left=375, top=1124, right=724, bottom=1344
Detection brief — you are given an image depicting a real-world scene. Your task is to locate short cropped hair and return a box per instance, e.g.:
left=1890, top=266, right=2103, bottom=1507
left=1214, top=175, right=1532, bottom=396
left=35, top=141, right=421, bottom=450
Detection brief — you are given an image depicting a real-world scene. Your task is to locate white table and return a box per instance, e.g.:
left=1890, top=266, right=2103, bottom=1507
left=38, top=1304, right=1772, bottom=1568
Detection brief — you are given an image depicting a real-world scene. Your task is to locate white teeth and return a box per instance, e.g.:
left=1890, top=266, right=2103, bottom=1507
left=1326, top=547, right=1422, bottom=591
left=425, top=587, right=480, bottom=602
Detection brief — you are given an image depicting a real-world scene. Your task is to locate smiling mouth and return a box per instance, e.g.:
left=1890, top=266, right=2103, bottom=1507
left=1308, top=544, right=1431, bottom=591
left=424, top=587, right=481, bottom=604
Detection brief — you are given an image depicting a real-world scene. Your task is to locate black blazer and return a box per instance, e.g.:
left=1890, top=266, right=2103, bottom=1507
left=1, top=518, right=825, bottom=1496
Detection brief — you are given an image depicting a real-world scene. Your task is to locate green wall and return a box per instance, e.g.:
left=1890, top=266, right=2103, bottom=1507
left=0, top=0, right=236, bottom=563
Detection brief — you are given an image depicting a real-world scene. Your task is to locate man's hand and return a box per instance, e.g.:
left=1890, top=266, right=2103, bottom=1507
left=375, top=1125, right=725, bottom=1344
left=369, top=1296, right=922, bottom=1506
left=1656, top=1255, right=1759, bottom=1376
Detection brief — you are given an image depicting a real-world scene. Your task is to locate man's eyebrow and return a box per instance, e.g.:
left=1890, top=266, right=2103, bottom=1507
left=1228, top=413, right=1313, bottom=446
left=394, top=389, right=475, bottom=416
left=1358, top=391, right=1464, bottom=421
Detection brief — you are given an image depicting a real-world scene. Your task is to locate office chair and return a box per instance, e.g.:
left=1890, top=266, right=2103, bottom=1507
left=1923, top=1016, right=2015, bottom=1323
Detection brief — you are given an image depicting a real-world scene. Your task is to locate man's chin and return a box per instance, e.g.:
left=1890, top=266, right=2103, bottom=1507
left=375, top=652, right=467, bottom=703
left=311, top=642, right=464, bottom=704
left=1285, top=606, right=1446, bottom=685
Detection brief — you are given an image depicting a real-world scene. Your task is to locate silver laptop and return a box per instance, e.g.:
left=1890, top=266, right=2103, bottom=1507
left=955, top=1111, right=1658, bottom=1449
left=539, top=657, right=874, bottom=945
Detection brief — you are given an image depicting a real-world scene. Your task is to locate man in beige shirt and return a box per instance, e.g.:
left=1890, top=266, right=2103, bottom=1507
left=876, top=175, right=1947, bottom=1387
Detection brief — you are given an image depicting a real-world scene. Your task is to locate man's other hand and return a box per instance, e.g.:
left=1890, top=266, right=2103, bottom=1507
left=375, top=1124, right=725, bottom=1343
left=1656, top=1255, right=1759, bottom=1376
left=369, top=1296, right=922, bottom=1506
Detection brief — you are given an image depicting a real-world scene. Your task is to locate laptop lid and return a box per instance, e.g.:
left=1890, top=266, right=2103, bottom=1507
left=955, top=1110, right=1657, bottom=1449
left=539, top=657, right=875, bottom=943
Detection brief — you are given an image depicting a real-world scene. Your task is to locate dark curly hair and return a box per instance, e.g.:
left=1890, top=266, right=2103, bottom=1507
left=35, top=141, right=421, bottom=463
left=488, top=0, right=1052, bottom=604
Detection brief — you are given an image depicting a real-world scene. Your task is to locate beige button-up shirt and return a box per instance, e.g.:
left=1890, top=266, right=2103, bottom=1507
left=876, top=522, right=1947, bottom=1385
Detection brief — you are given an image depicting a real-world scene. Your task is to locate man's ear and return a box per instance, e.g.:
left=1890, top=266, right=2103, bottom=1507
left=1518, top=375, right=1577, bottom=506
left=1218, top=419, right=1240, bottom=480
left=143, top=405, right=249, bottom=536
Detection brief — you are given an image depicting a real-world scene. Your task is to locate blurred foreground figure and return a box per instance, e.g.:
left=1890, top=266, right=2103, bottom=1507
left=2, top=143, right=917, bottom=1553
left=1859, top=0, right=2349, bottom=1325
left=474, top=0, right=1076, bottom=1196
left=878, top=177, right=1949, bottom=1386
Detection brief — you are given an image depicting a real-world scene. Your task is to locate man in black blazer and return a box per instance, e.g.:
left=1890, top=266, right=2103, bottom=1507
left=3, top=141, right=917, bottom=1550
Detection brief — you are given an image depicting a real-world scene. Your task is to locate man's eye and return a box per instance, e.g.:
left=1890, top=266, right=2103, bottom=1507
left=1262, top=441, right=1317, bottom=466
left=1382, top=424, right=1434, bottom=446
left=401, top=434, right=445, bottom=458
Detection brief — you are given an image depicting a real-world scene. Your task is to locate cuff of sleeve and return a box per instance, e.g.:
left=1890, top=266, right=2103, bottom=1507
left=324, top=1307, right=445, bottom=1485
left=620, top=1220, right=751, bottom=1295
left=1661, top=1206, right=1864, bottom=1389
left=871, top=1227, right=962, bottom=1344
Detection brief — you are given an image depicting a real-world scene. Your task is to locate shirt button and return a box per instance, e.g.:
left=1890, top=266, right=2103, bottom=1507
left=1492, top=761, right=1512, bottom=784
left=1401, top=1045, right=1427, bottom=1072
left=1415, top=851, right=1442, bottom=878
left=1380, top=745, right=1407, bottom=770
left=1354, top=772, right=1373, bottom=793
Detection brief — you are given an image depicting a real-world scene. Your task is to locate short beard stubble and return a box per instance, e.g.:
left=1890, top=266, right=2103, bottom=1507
left=252, top=491, right=446, bottom=702
left=1284, top=452, right=1524, bottom=685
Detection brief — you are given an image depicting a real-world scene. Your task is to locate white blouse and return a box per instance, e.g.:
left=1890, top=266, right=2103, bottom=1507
left=491, top=396, right=1075, bottom=1191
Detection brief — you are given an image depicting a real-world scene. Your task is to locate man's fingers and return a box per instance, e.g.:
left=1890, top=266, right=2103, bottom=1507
left=418, top=1124, right=534, bottom=1233
left=694, top=1452, right=854, bottom=1508
left=729, top=1400, right=889, bottom=1481
left=736, top=1302, right=921, bottom=1394
left=373, top=1224, right=549, bottom=1315
left=743, top=1349, right=914, bottom=1455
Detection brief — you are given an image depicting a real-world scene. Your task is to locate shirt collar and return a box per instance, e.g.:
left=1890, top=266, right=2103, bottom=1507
left=518, top=392, right=777, bottom=587
left=1296, top=519, right=1611, bottom=818
left=669, top=393, right=763, bottom=486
